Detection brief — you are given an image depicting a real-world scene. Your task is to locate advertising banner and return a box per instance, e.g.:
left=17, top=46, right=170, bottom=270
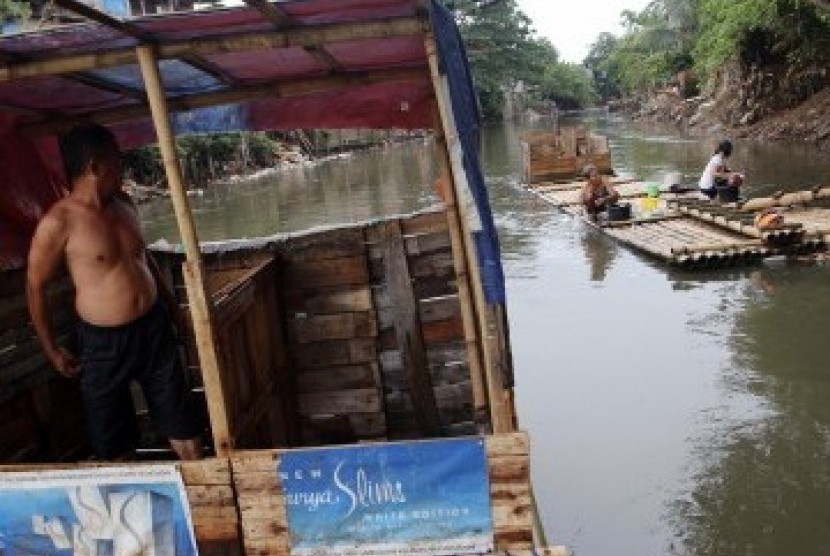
left=279, top=437, right=493, bottom=556
left=0, top=465, right=198, bottom=556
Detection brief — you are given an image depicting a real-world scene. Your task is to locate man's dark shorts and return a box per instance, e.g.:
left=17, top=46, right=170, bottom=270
left=77, top=300, right=201, bottom=459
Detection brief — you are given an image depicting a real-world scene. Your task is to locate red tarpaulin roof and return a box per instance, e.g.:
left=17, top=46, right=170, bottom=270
left=0, top=0, right=437, bottom=269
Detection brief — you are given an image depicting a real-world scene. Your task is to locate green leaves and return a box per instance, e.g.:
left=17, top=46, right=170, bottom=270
left=588, top=0, right=830, bottom=96
left=454, top=0, right=596, bottom=116
left=0, top=0, right=30, bottom=23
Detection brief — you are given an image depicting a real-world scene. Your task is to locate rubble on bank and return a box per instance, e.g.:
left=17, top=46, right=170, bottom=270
left=612, top=63, right=830, bottom=149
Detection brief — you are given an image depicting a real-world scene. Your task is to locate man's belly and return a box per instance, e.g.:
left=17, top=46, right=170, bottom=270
left=74, top=272, right=158, bottom=327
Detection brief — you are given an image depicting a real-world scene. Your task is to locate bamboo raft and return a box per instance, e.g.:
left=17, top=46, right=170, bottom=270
left=526, top=179, right=829, bottom=269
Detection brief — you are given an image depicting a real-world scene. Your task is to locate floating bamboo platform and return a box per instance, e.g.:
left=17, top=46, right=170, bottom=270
left=525, top=177, right=829, bottom=269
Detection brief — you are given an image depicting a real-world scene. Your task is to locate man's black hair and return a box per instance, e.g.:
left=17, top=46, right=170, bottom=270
left=59, top=124, right=120, bottom=184
left=715, top=139, right=733, bottom=157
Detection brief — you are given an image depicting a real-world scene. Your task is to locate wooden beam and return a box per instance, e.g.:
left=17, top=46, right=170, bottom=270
left=136, top=45, right=234, bottom=456
left=242, top=0, right=293, bottom=27
left=24, top=66, right=427, bottom=135
left=244, top=0, right=343, bottom=74
left=303, top=45, right=340, bottom=71
left=0, top=46, right=145, bottom=105
left=0, top=17, right=425, bottom=82
left=377, top=220, right=442, bottom=436
left=53, top=0, right=154, bottom=41
left=178, top=54, right=237, bottom=86
left=65, top=71, right=146, bottom=99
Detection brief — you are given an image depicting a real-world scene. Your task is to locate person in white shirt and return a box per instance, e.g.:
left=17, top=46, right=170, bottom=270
left=699, top=139, right=743, bottom=200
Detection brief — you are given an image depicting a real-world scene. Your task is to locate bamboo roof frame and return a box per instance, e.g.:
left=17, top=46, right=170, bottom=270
left=0, top=16, right=425, bottom=82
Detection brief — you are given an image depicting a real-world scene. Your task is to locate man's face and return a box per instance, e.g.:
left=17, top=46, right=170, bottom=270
left=93, top=144, right=123, bottom=195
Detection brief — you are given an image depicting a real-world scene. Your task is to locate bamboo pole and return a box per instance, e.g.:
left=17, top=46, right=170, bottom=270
left=0, top=17, right=424, bottom=82
left=136, top=45, right=233, bottom=456
left=738, top=186, right=830, bottom=212
left=432, top=140, right=489, bottom=430
left=424, top=34, right=512, bottom=435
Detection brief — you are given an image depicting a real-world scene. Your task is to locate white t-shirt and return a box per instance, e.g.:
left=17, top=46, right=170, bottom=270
left=699, top=153, right=725, bottom=190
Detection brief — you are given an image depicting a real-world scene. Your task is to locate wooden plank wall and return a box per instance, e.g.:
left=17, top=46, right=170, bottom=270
left=231, top=432, right=534, bottom=556
left=0, top=270, right=89, bottom=461
left=153, top=209, right=475, bottom=447
left=366, top=212, right=475, bottom=439
left=522, top=129, right=612, bottom=183
left=279, top=227, right=384, bottom=444
left=153, top=249, right=295, bottom=453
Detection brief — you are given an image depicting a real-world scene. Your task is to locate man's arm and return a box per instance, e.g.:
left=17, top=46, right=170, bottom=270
left=26, top=209, right=78, bottom=378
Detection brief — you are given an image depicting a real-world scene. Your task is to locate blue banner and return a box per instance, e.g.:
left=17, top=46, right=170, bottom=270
left=279, top=438, right=493, bottom=556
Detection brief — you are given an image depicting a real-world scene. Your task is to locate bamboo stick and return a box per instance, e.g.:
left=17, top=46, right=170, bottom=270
left=0, top=17, right=425, bottom=82
left=136, top=45, right=233, bottom=456
left=670, top=240, right=766, bottom=255
left=738, top=186, right=830, bottom=212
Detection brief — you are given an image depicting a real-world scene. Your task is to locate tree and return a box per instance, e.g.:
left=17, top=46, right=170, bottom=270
left=454, top=0, right=552, bottom=117
left=0, top=0, right=29, bottom=23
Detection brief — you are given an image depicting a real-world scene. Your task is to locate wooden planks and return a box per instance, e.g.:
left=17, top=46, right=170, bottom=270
left=373, top=220, right=441, bottom=436
left=367, top=212, right=475, bottom=439
left=181, top=458, right=243, bottom=556
left=231, top=432, right=534, bottom=556
left=521, top=128, right=613, bottom=183
left=281, top=225, right=384, bottom=445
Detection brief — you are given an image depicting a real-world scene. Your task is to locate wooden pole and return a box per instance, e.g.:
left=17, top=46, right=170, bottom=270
left=431, top=130, right=489, bottom=430
left=136, top=45, right=233, bottom=456
left=424, top=33, right=512, bottom=435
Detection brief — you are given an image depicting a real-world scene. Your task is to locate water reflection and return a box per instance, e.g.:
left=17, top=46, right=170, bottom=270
left=672, top=268, right=830, bottom=556
left=581, top=231, right=617, bottom=282
left=141, top=139, right=439, bottom=243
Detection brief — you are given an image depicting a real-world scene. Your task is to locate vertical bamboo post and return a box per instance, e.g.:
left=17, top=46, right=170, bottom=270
left=424, top=33, right=513, bottom=434
left=136, top=45, right=233, bottom=456
left=431, top=121, right=489, bottom=429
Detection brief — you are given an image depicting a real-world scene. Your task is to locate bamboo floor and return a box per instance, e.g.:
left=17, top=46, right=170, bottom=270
left=526, top=179, right=828, bottom=269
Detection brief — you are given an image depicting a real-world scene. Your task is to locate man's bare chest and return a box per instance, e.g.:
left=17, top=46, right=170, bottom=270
left=67, top=204, right=144, bottom=266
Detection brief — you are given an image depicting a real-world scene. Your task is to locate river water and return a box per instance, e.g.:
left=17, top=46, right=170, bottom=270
left=141, top=116, right=830, bottom=556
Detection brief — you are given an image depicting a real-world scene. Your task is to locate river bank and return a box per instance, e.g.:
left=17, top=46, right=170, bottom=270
left=125, top=132, right=429, bottom=204
left=616, top=66, right=830, bottom=148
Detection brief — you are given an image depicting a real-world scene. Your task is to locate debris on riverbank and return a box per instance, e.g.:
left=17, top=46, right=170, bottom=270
left=615, top=63, right=830, bottom=149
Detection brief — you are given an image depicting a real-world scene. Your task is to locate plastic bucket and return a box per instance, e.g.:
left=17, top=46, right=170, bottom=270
left=716, top=184, right=739, bottom=202
left=644, top=182, right=660, bottom=198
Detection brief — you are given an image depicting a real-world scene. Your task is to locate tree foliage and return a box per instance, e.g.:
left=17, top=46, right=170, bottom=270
left=0, top=0, right=29, bottom=23
left=585, top=0, right=830, bottom=97
left=124, top=132, right=280, bottom=188
left=452, top=0, right=596, bottom=116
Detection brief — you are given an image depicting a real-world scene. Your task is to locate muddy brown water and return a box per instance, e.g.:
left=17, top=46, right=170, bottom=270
left=142, top=116, right=830, bottom=556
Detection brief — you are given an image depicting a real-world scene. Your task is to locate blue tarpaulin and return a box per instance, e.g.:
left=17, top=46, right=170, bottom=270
left=429, top=1, right=506, bottom=304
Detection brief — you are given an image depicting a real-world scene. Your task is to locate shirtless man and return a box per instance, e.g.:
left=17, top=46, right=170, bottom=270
left=26, top=124, right=202, bottom=460
left=581, top=164, right=619, bottom=221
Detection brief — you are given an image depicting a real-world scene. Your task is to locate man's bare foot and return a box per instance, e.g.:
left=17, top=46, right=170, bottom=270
left=170, top=437, right=203, bottom=460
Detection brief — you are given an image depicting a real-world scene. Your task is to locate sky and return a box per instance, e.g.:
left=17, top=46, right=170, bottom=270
left=516, top=0, right=653, bottom=64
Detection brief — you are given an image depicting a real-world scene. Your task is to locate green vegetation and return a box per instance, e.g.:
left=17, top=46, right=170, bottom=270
left=124, top=132, right=281, bottom=188
left=585, top=0, right=830, bottom=100
left=0, top=0, right=29, bottom=23
left=451, top=0, right=596, bottom=117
